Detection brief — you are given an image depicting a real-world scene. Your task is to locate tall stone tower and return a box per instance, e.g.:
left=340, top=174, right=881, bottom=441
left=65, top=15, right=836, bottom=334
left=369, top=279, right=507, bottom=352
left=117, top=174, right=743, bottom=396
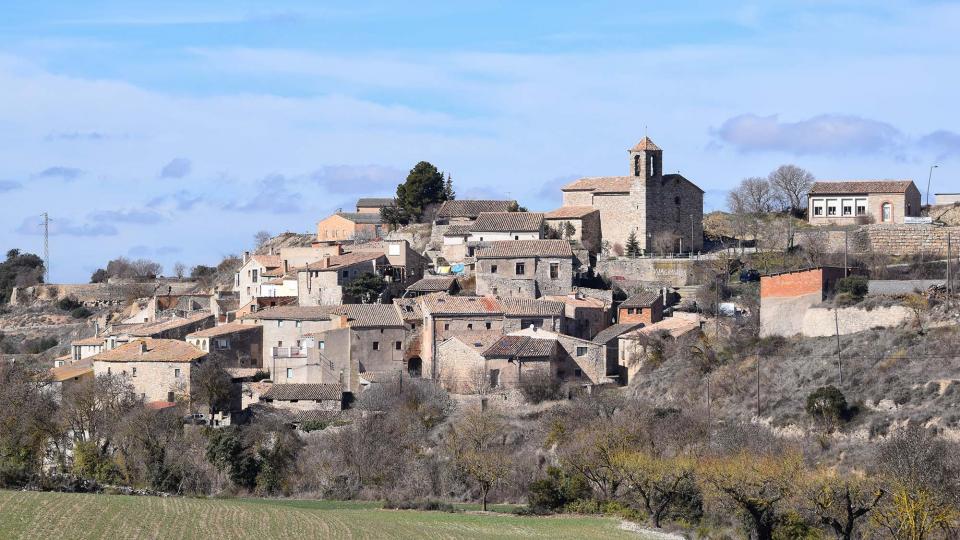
left=628, top=136, right=662, bottom=180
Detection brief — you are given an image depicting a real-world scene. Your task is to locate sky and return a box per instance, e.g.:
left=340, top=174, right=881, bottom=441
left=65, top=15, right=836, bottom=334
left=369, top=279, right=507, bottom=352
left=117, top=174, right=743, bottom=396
left=0, top=1, right=958, bottom=282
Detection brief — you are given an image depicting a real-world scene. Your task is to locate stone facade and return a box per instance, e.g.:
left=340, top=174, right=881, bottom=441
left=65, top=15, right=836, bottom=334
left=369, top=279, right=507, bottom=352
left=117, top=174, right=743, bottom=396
left=796, top=225, right=960, bottom=258
left=186, top=325, right=263, bottom=369
left=94, top=360, right=196, bottom=403
left=544, top=209, right=602, bottom=253
left=510, top=327, right=609, bottom=385
left=561, top=138, right=704, bottom=254
left=475, top=256, right=573, bottom=299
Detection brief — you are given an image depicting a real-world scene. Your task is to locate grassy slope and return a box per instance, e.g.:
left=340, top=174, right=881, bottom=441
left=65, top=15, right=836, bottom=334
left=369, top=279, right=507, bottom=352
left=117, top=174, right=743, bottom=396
left=0, top=491, right=642, bottom=540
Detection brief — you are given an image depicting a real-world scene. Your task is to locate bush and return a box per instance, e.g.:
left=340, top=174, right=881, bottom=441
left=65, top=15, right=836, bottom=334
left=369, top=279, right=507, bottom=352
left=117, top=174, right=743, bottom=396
left=518, top=372, right=562, bottom=404
left=70, top=307, right=92, bottom=319
left=805, top=385, right=848, bottom=424
left=57, top=297, right=82, bottom=311
left=527, top=466, right=591, bottom=512
left=20, top=337, right=58, bottom=354
left=383, top=499, right=457, bottom=512
left=836, top=275, right=868, bottom=299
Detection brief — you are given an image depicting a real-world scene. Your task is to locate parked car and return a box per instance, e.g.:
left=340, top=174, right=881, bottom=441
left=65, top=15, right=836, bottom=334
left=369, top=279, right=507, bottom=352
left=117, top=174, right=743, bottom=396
left=739, top=269, right=761, bottom=282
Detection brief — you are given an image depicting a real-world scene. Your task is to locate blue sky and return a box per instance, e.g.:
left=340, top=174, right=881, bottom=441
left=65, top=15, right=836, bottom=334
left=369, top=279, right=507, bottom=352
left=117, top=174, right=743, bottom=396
left=1, top=1, right=958, bottom=282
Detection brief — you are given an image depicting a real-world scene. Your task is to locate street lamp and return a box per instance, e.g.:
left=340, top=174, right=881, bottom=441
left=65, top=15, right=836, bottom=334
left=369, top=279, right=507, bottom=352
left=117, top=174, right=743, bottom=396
left=926, top=164, right=939, bottom=207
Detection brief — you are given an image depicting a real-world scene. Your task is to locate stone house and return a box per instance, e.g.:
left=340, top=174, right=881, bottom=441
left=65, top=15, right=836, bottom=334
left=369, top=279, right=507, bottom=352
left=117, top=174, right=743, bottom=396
left=441, top=225, right=473, bottom=264
left=468, top=212, right=544, bottom=242
left=70, top=336, right=105, bottom=361
left=259, top=383, right=344, bottom=411
left=543, top=292, right=612, bottom=340
left=258, top=274, right=298, bottom=299
left=759, top=266, right=848, bottom=337
left=475, top=240, right=575, bottom=299
left=481, top=334, right=557, bottom=391
left=309, top=304, right=408, bottom=393
left=544, top=206, right=602, bottom=253
left=349, top=239, right=428, bottom=284
left=240, top=305, right=340, bottom=380
left=434, top=200, right=516, bottom=225
left=500, top=297, right=565, bottom=333
left=186, top=322, right=263, bottom=369
left=235, top=253, right=283, bottom=307
left=420, top=294, right=505, bottom=380
left=297, top=251, right=387, bottom=306
left=561, top=137, right=704, bottom=253
left=617, top=291, right=663, bottom=326
left=808, top=180, right=922, bottom=226
left=435, top=331, right=504, bottom=394
left=592, top=323, right=646, bottom=384
left=508, top=327, right=612, bottom=386
left=127, top=312, right=215, bottom=341
left=91, top=338, right=207, bottom=405
left=356, top=197, right=396, bottom=214
left=316, top=212, right=384, bottom=242
left=404, top=276, right=460, bottom=297
left=48, top=360, right=95, bottom=396
left=122, top=293, right=211, bottom=325
left=617, top=316, right=703, bottom=384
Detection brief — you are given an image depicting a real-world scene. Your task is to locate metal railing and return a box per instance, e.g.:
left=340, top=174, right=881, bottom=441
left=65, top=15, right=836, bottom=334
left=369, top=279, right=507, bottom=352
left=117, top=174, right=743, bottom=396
left=271, top=346, right=308, bottom=358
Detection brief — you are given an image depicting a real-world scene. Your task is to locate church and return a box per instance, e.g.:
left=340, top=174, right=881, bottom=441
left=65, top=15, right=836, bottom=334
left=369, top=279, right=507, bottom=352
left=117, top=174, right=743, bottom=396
left=560, top=137, right=704, bottom=254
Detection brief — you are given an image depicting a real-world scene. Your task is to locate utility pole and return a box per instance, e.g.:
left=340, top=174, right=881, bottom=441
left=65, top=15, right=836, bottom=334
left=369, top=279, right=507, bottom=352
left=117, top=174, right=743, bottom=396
left=835, top=309, right=843, bottom=386
left=756, top=351, right=761, bottom=417
left=948, top=233, right=953, bottom=309
left=40, top=212, right=51, bottom=282
left=843, top=229, right=848, bottom=277
left=706, top=374, right=711, bottom=444
left=926, top=164, right=939, bottom=207
left=715, top=275, right=721, bottom=338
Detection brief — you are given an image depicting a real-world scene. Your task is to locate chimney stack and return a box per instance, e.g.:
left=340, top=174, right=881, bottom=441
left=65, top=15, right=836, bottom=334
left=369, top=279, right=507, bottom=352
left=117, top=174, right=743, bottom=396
left=243, top=251, right=250, bottom=263
left=139, top=341, right=148, bottom=355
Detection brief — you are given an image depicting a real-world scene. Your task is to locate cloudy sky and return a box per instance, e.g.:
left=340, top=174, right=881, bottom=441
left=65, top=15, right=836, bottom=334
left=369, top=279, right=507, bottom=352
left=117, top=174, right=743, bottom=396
left=1, top=1, right=958, bottom=282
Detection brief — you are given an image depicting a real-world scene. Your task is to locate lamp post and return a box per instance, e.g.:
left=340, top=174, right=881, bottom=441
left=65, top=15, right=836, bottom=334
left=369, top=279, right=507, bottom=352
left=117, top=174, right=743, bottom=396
left=926, top=164, right=939, bottom=207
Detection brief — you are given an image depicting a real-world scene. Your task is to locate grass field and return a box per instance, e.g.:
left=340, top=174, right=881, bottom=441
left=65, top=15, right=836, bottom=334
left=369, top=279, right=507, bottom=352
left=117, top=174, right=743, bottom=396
left=0, top=491, right=647, bottom=539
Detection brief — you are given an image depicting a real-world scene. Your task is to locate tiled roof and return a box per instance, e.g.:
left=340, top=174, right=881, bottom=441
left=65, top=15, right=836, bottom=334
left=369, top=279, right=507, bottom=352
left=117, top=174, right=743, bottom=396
left=544, top=206, right=598, bottom=219
left=663, top=174, right=704, bottom=193
left=356, top=197, right=396, bottom=208
left=500, top=297, right=565, bottom=318
left=251, top=254, right=282, bottom=269
left=543, top=294, right=607, bottom=308
left=476, top=240, right=574, bottom=259
left=187, top=322, right=261, bottom=338
left=91, top=338, right=206, bottom=363
left=622, top=317, right=702, bottom=340
left=72, top=336, right=105, bottom=346
left=484, top=335, right=556, bottom=358
left=621, top=291, right=661, bottom=308
left=420, top=294, right=503, bottom=315
left=335, top=212, right=383, bottom=224
left=393, top=298, right=424, bottom=321
left=592, top=323, right=645, bottom=345
left=471, top=212, right=544, bottom=232
left=129, top=312, right=213, bottom=337
left=261, top=383, right=343, bottom=401
left=561, top=177, right=634, bottom=193
left=407, top=276, right=458, bottom=293
left=630, top=136, right=661, bottom=151
left=333, top=304, right=403, bottom=328
left=809, top=180, right=915, bottom=195
left=443, top=225, right=473, bottom=236
left=50, top=360, right=93, bottom=382
left=241, top=305, right=340, bottom=321
left=304, top=251, right=384, bottom=271
left=436, top=199, right=515, bottom=219
left=447, top=331, right=504, bottom=352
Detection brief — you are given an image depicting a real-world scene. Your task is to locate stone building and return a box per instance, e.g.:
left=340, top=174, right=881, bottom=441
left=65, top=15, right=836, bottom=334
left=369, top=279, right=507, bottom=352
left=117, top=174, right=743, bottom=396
left=420, top=294, right=505, bottom=380
left=434, top=200, right=516, bottom=225
left=808, top=180, right=921, bottom=226
left=468, top=212, right=544, bottom=242
left=543, top=291, right=612, bottom=340
left=475, top=239, right=575, bottom=299
left=356, top=197, right=396, bottom=214
left=186, top=322, right=263, bottom=369
left=296, top=251, right=387, bottom=306
left=91, top=338, right=207, bottom=405
left=561, top=137, right=704, bottom=253
left=241, top=305, right=340, bottom=380
left=434, top=331, right=503, bottom=393
left=316, top=212, right=384, bottom=242
left=126, top=312, right=215, bottom=342
left=617, top=316, right=703, bottom=384
left=544, top=207, right=602, bottom=253
left=404, top=276, right=460, bottom=297
left=500, top=297, right=565, bottom=333
left=259, top=383, right=345, bottom=412
left=70, top=336, right=105, bottom=361
left=235, top=254, right=283, bottom=307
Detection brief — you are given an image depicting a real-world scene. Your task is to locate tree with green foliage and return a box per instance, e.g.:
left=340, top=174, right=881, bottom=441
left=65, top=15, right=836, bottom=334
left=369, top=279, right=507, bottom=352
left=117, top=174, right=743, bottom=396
left=562, top=221, right=576, bottom=240
left=190, top=361, right=234, bottom=416
left=380, top=204, right=409, bottom=230
left=344, top=272, right=387, bottom=304
left=0, top=249, right=45, bottom=304
left=395, top=161, right=447, bottom=221
left=805, top=386, right=849, bottom=425
left=206, top=427, right=259, bottom=490
left=443, top=172, right=456, bottom=201
left=625, top=231, right=641, bottom=257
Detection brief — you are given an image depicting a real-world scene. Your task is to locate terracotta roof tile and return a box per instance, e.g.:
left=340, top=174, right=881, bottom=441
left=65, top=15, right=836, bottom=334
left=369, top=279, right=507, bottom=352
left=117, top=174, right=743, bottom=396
left=809, top=180, right=915, bottom=195
left=304, top=251, right=384, bottom=271
left=333, top=304, right=403, bottom=328
left=261, top=383, right=343, bottom=401
left=91, top=338, right=206, bottom=363
left=129, top=312, right=214, bottom=337
left=407, top=276, right=458, bottom=293
left=393, top=297, right=424, bottom=321
left=72, top=336, right=105, bottom=346
left=543, top=294, right=607, bottom=309
left=630, top=136, right=661, bottom=151
left=50, top=360, right=93, bottom=382
left=471, top=212, right=544, bottom=232
left=621, top=291, right=661, bottom=308
left=241, top=305, right=340, bottom=321
left=622, top=317, right=702, bottom=340
left=544, top=206, right=598, bottom=219
left=420, top=294, right=503, bottom=315
left=442, top=225, right=473, bottom=236
left=187, top=322, right=261, bottom=338
left=592, top=323, right=645, bottom=345
left=356, top=197, right=396, bottom=208
left=484, top=335, right=556, bottom=358
left=561, top=176, right=634, bottom=193
left=251, top=254, right=282, bottom=269
left=436, top=200, right=516, bottom=219
left=447, top=331, right=504, bottom=352
left=475, top=240, right=574, bottom=259
left=335, top=211, right=382, bottom=224
left=499, top=297, right=565, bottom=318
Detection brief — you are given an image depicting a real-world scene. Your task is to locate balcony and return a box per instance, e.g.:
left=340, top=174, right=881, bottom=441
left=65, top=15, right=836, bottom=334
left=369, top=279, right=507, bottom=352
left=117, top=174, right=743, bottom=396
left=272, top=346, right=308, bottom=358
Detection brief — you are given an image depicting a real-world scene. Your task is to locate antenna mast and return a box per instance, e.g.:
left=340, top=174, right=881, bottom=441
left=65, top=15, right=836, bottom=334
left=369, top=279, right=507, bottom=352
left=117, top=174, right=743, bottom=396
left=41, top=212, right=51, bottom=282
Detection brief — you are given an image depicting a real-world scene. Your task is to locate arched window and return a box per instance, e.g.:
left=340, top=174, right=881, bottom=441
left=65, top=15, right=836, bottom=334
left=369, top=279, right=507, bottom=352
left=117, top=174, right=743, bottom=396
left=634, top=155, right=642, bottom=176
left=674, top=196, right=681, bottom=205
left=881, top=202, right=892, bottom=222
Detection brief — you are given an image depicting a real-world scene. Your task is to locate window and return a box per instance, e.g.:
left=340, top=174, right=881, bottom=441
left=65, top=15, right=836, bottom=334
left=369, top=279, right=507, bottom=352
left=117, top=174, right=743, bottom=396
left=842, top=198, right=853, bottom=216
left=485, top=322, right=492, bottom=330
left=467, top=323, right=473, bottom=330
left=674, top=196, right=681, bottom=206
left=515, top=262, right=525, bottom=275
left=574, top=368, right=583, bottom=377
left=489, top=369, right=500, bottom=389
left=855, top=198, right=867, bottom=216
left=132, top=367, right=137, bottom=377
left=827, top=199, right=838, bottom=216
left=444, top=323, right=450, bottom=330
left=576, top=346, right=587, bottom=356
left=648, top=155, right=654, bottom=177
left=812, top=198, right=824, bottom=216
left=167, top=392, right=175, bottom=402
left=549, top=263, right=559, bottom=279
left=882, top=202, right=892, bottom=222
left=319, top=340, right=325, bottom=350
left=372, top=341, right=380, bottom=350
left=107, top=367, right=111, bottom=375
left=342, top=270, right=349, bottom=279
left=252, top=269, right=258, bottom=282
left=490, top=264, right=498, bottom=274
left=295, top=320, right=302, bottom=328
left=216, top=338, right=229, bottom=350
left=174, top=368, right=181, bottom=378
left=286, top=368, right=293, bottom=379
left=395, top=341, right=402, bottom=350
left=276, top=320, right=282, bottom=327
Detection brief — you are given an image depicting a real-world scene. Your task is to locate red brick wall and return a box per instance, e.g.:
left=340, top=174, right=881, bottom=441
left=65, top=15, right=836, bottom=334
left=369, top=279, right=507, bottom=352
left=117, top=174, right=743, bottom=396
left=618, top=298, right=663, bottom=325
left=760, top=267, right=847, bottom=299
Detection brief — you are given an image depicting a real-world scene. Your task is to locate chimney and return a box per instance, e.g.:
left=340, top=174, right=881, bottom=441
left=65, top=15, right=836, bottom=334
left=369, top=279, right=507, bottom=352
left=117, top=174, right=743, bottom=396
left=269, top=246, right=276, bottom=255
left=139, top=341, right=148, bottom=355
left=321, top=255, right=331, bottom=269
left=243, top=251, right=250, bottom=263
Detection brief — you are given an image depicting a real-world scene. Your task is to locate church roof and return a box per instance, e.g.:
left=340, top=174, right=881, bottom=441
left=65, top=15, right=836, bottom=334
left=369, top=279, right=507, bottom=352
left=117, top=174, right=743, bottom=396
left=561, top=177, right=635, bottom=193
left=630, top=137, right=661, bottom=152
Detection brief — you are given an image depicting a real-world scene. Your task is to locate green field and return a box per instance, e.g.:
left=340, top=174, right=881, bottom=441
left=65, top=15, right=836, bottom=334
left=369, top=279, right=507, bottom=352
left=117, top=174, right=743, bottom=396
left=0, top=491, right=645, bottom=539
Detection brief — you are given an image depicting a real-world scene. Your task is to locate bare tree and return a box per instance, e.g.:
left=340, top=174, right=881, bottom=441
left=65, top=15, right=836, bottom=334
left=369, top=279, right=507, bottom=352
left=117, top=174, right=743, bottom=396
left=254, top=230, right=272, bottom=250
left=446, top=406, right=511, bottom=511
left=732, top=177, right=776, bottom=214
left=173, top=262, right=186, bottom=280
left=768, top=164, right=814, bottom=215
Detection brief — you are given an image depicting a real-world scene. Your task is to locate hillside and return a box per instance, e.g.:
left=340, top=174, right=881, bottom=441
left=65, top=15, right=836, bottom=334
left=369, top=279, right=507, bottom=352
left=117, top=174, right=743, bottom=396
left=0, top=491, right=648, bottom=540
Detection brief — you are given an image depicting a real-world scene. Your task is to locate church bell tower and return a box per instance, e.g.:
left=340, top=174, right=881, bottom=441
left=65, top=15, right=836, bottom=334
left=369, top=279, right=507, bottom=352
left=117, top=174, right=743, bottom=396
left=628, top=136, right=663, bottom=180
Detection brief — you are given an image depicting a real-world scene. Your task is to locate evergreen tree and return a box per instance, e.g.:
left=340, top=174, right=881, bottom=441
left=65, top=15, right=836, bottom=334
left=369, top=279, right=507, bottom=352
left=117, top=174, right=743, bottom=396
left=443, top=173, right=456, bottom=201
left=395, top=161, right=446, bottom=221
left=562, top=221, right=576, bottom=240
left=625, top=231, right=641, bottom=256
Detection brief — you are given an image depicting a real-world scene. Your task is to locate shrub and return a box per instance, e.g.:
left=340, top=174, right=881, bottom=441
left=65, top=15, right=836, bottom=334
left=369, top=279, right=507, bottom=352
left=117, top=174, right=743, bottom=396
left=805, top=385, right=848, bottom=424
left=70, top=307, right=92, bottom=319
left=527, top=466, right=591, bottom=512
left=836, top=275, right=868, bottom=299
left=57, top=297, right=82, bottom=311
left=383, top=499, right=457, bottom=512
left=518, top=372, right=562, bottom=404
left=20, top=337, right=57, bottom=354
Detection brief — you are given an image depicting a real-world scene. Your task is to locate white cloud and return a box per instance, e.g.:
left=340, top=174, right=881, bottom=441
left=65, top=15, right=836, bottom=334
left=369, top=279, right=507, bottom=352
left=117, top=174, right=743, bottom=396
left=713, top=114, right=906, bottom=156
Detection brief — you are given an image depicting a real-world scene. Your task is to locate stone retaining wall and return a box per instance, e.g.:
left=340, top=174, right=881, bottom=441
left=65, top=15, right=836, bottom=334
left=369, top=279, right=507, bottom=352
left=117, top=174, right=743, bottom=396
left=797, top=225, right=960, bottom=257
